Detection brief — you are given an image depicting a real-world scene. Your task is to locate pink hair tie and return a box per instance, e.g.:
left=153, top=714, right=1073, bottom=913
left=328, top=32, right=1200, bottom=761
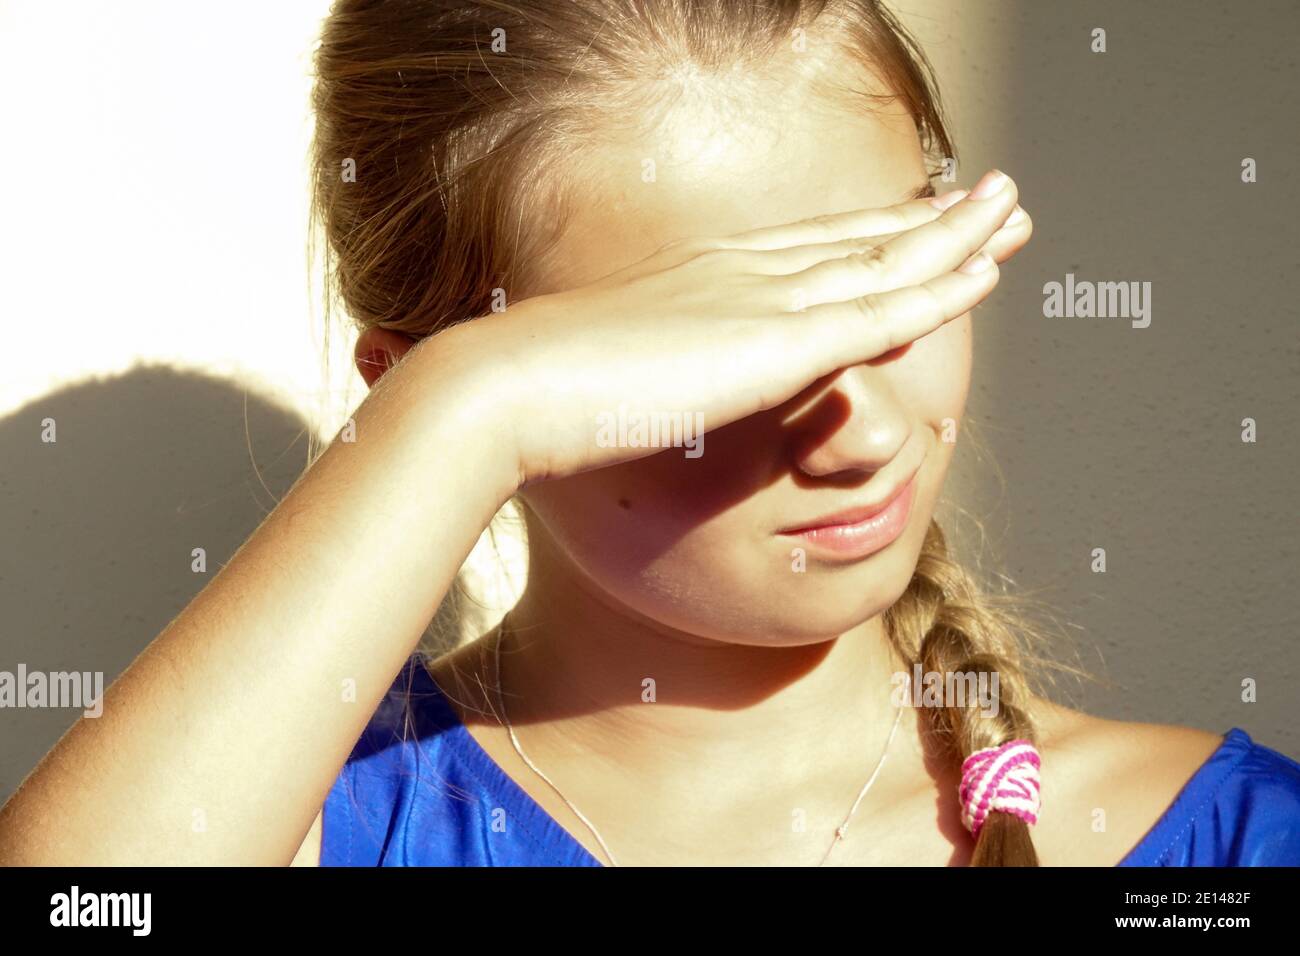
left=958, top=739, right=1042, bottom=838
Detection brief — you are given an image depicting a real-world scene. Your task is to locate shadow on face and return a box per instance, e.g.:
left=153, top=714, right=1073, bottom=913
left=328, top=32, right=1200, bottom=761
left=516, top=70, right=974, bottom=645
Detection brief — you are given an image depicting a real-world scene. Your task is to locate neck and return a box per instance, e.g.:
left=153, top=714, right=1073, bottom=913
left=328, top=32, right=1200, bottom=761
left=488, top=518, right=919, bottom=809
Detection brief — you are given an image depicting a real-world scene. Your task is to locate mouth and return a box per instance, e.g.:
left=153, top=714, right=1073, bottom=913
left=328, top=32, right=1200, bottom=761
left=776, top=467, right=920, bottom=560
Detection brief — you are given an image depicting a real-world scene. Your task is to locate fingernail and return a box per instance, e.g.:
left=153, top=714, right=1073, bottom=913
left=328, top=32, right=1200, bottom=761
left=958, top=251, right=994, bottom=274
left=928, top=189, right=968, bottom=211
left=1003, top=206, right=1027, bottom=227
left=969, top=169, right=1009, bottom=200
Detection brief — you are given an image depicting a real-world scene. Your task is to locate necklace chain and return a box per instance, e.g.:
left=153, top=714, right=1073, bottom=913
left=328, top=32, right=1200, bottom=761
left=490, top=618, right=907, bottom=867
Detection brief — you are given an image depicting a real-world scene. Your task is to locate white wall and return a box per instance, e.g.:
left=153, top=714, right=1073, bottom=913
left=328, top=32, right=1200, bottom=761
left=0, top=0, right=357, bottom=432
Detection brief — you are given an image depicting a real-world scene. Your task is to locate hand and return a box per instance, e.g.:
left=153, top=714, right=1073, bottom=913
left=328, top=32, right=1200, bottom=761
left=468, top=169, right=1029, bottom=487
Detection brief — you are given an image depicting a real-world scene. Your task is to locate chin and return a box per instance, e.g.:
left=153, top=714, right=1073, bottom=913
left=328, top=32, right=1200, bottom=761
left=773, top=560, right=921, bottom=642
left=766, top=522, right=933, bottom=642
left=620, top=542, right=922, bottom=647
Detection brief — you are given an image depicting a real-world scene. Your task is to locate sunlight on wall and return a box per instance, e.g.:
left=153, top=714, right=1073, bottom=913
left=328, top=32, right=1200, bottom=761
left=0, top=0, right=357, bottom=435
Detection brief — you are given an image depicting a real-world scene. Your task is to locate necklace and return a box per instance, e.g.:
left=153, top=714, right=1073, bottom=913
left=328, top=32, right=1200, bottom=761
left=489, top=618, right=907, bottom=867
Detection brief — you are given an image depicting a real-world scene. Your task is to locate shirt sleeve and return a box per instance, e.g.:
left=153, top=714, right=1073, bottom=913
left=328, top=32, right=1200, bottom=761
left=1141, top=731, right=1300, bottom=866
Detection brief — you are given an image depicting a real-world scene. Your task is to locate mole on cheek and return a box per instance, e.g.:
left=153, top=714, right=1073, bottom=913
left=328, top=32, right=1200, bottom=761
left=617, top=497, right=632, bottom=510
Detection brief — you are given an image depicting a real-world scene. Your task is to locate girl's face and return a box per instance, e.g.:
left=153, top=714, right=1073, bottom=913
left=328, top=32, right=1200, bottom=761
left=519, top=86, right=972, bottom=647
left=517, top=83, right=977, bottom=650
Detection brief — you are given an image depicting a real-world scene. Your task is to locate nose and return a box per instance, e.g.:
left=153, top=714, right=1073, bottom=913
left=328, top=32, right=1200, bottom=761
left=787, top=366, right=911, bottom=481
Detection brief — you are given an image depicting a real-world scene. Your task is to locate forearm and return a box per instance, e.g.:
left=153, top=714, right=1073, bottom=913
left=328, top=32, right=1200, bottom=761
left=0, top=326, right=518, bottom=865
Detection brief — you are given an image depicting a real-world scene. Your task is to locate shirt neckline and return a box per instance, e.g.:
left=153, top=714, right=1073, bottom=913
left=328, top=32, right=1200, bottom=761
left=410, top=654, right=605, bottom=867
left=410, top=653, right=1248, bottom=868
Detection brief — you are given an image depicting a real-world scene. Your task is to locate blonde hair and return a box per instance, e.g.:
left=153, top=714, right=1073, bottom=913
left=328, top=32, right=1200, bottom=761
left=310, top=0, right=1089, bottom=866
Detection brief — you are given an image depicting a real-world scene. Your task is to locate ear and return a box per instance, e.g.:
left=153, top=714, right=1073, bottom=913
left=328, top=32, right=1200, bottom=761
left=355, top=327, right=417, bottom=389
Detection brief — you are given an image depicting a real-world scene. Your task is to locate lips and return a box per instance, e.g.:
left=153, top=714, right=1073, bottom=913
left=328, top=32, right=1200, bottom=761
left=777, top=467, right=919, bottom=535
left=776, top=468, right=920, bottom=561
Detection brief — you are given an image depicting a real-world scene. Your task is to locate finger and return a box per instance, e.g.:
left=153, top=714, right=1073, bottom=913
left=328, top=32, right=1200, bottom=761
left=595, top=191, right=957, bottom=286
left=981, top=204, right=1032, bottom=263
left=742, top=200, right=1029, bottom=276
left=796, top=253, right=999, bottom=368
left=867, top=170, right=1019, bottom=286
left=776, top=170, right=1019, bottom=306
left=715, top=187, right=961, bottom=251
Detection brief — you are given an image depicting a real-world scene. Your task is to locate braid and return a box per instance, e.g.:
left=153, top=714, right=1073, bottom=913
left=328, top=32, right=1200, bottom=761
left=884, top=519, right=1042, bottom=866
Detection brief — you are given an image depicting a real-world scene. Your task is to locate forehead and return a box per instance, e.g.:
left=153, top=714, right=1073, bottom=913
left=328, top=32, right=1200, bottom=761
left=533, top=78, right=930, bottom=293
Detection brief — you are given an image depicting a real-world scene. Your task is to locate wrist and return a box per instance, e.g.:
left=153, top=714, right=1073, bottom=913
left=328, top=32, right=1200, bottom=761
left=403, top=318, right=528, bottom=507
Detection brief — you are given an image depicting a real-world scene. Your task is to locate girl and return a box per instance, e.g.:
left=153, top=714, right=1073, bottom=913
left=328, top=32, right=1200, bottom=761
left=3, top=0, right=1298, bottom=867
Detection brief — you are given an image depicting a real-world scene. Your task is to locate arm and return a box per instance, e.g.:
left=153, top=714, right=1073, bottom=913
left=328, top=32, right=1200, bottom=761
left=0, top=324, right=519, bottom=865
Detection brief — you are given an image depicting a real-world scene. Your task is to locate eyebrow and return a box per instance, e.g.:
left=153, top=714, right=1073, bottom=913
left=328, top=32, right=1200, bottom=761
left=908, top=181, right=937, bottom=201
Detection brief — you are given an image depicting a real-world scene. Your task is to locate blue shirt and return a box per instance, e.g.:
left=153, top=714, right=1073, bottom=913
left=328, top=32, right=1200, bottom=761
left=321, top=654, right=1300, bottom=866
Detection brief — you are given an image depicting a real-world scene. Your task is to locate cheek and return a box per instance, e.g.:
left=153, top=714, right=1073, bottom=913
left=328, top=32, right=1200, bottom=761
left=521, top=414, right=778, bottom=575
left=518, top=411, right=810, bottom=639
left=517, top=314, right=975, bottom=641
left=520, top=464, right=773, bottom=639
left=521, top=465, right=688, bottom=576
left=890, top=313, right=973, bottom=430
left=888, top=313, right=973, bottom=553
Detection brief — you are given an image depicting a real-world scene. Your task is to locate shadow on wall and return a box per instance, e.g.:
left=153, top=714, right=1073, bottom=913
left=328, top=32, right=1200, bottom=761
left=0, top=366, right=311, bottom=802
